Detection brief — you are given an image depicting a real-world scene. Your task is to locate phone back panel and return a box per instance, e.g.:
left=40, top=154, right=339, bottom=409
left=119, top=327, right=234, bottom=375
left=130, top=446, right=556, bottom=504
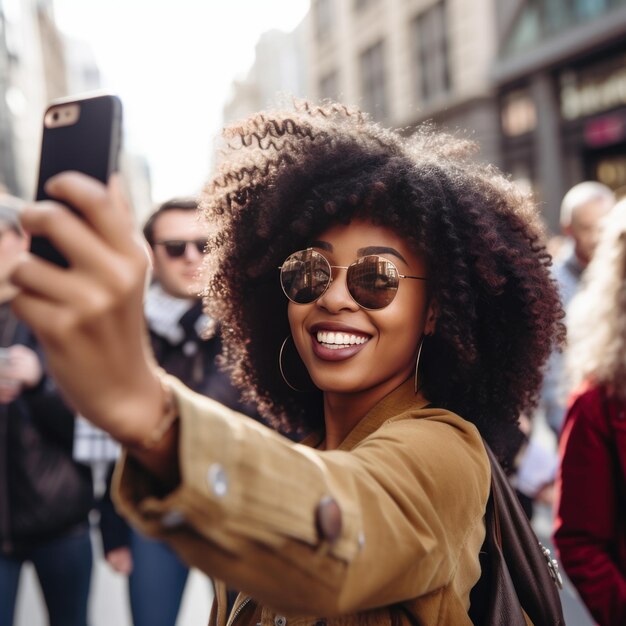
left=31, top=94, right=122, bottom=266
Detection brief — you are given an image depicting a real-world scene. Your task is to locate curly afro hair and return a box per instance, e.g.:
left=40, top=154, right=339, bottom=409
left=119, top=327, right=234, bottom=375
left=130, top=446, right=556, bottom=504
left=200, top=101, right=564, bottom=466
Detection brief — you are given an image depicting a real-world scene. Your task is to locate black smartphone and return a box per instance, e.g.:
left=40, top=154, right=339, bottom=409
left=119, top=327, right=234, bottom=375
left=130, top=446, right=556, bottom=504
left=30, top=93, right=123, bottom=266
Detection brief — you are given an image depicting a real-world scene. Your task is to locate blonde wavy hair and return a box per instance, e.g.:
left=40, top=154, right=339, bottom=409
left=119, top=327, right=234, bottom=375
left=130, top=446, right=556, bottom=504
left=566, top=198, right=626, bottom=396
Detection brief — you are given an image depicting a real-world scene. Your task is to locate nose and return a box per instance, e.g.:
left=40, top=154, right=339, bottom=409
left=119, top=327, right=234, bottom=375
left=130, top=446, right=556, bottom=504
left=183, top=243, right=203, bottom=262
left=316, top=268, right=359, bottom=313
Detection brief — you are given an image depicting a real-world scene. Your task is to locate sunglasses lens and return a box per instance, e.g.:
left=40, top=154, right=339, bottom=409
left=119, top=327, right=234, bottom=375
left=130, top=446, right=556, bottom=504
left=164, top=242, right=186, bottom=257
left=161, top=240, right=207, bottom=258
left=347, top=256, right=399, bottom=309
left=280, top=250, right=331, bottom=304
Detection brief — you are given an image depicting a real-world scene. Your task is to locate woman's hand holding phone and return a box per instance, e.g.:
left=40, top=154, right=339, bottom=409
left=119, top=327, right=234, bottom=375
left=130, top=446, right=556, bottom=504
left=10, top=172, right=164, bottom=448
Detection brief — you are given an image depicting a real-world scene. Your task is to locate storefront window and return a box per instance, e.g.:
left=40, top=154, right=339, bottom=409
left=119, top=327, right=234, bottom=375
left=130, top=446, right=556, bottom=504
left=544, top=0, right=571, bottom=31
left=574, top=0, right=611, bottom=19
left=360, top=40, right=388, bottom=120
left=412, top=1, right=450, bottom=104
left=504, top=0, right=625, bottom=55
left=354, top=0, right=378, bottom=11
left=596, top=156, right=626, bottom=189
left=313, top=0, right=334, bottom=43
left=501, top=89, right=537, bottom=136
left=560, top=57, right=626, bottom=121
left=319, top=70, right=340, bottom=101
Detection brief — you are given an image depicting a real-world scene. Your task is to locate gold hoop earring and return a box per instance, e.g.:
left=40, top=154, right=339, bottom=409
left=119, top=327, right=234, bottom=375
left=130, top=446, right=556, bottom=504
left=279, top=335, right=315, bottom=393
left=414, top=336, right=425, bottom=394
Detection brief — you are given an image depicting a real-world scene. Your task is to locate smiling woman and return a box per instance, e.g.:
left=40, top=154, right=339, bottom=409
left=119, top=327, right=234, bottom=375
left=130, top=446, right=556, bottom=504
left=284, top=220, right=433, bottom=440
left=11, top=101, right=564, bottom=625
left=202, top=104, right=563, bottom=465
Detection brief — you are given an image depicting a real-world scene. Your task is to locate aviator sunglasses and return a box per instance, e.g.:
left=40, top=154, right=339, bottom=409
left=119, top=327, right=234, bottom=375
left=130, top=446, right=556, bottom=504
left=279, top=248, right=427, bottom=310
left=154, top=239, right=208, bottom=258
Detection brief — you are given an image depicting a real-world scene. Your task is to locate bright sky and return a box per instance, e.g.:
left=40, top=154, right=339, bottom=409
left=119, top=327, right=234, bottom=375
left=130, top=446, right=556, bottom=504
left=52, top=0, right=310, bottom=202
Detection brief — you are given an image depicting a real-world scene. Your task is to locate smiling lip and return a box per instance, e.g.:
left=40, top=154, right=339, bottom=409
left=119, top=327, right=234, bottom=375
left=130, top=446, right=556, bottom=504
left=309, top=323, right=372, bottom=362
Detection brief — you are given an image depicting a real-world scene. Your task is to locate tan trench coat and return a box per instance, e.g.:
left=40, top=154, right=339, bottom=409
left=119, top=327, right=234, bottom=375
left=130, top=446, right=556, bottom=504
left=113, top=376, right=490, bottom=626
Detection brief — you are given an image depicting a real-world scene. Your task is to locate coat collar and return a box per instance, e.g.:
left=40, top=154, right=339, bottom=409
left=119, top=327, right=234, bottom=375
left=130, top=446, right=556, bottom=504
left=300, top=377, right=430, bottom=452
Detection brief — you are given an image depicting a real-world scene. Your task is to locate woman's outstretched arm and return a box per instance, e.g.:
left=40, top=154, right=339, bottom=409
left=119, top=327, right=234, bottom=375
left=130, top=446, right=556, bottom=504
left=10, top=172, right=179, bottom=485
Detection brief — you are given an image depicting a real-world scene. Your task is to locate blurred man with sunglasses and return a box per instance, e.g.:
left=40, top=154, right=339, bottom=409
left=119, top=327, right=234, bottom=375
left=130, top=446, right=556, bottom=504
left=144, top=197, right=208, bottom=300
left=99, top=197, right=257, bottom=626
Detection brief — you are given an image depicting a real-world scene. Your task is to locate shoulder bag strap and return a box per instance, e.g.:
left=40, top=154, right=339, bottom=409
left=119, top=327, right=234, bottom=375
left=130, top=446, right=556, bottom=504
left=485, top=443, right=565, bottom=625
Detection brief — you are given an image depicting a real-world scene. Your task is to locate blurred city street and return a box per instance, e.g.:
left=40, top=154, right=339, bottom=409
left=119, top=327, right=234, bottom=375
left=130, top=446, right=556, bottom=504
left=526, top=411, right=595, bottom=626
left=14, top=419, right=597, bottom=626
left=2, top=0, right=626, bottom=624
left=13, top=507, right=596, bottom=626
left=14, top=529, right=213, bottom=626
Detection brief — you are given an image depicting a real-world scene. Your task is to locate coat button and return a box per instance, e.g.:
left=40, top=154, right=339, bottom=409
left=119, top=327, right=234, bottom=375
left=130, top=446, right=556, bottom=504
left=274, top=616, right=287, bottom=626
left=207, top=463, right=228, bottom=497
left=161, top=509, right=186, bottom=528
left=357, top=531, right=365, bottom=550
left=315, top=496, right=342, bottom=543
left=183, top=341, right=198, bottom=356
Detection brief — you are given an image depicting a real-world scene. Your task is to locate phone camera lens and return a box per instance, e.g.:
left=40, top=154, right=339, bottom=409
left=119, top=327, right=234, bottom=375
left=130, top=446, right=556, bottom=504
left=52, top=111, right=60, bottom=121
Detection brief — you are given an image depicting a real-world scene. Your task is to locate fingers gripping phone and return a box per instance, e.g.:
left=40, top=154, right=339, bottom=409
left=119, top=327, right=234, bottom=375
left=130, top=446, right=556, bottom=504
left=30, top=93, right=123, bottom=266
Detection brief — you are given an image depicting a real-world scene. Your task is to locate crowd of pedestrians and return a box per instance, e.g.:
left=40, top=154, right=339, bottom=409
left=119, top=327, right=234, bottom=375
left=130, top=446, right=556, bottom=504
left=554, top=197, right=626, bottom=625
left=539, top=181, right=615, bottom=437
left=10, top=102, right=568, bottom=626
left=1, top=117, right=625, bottom=625
left=514, top=181, right=615, bottom=521
left=0, top=193, right=263, bottom=626
left=513, top=180, right=626, bottom=625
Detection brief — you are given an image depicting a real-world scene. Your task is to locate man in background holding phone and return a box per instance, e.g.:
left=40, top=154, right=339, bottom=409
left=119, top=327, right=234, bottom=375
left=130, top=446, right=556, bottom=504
left=99, top=197, right=259, bottom=626
left=0, top=197, right=94, bottom=626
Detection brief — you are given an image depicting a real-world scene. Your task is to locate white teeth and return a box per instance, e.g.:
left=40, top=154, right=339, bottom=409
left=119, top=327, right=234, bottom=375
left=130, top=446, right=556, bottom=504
left=316, top=331, right=369, bottom=347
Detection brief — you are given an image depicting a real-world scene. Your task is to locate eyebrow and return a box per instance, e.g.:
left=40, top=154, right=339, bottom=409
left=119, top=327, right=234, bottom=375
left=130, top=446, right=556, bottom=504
left=357, top=246, right=408, bottom=264
left=310, top=240, right=332, bottom=251
left=309, top=241, right=408, bottom=265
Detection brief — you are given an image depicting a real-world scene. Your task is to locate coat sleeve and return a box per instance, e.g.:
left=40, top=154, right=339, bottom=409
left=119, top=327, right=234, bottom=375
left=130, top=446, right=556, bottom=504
left=553, top=393, right=626, bottom=626
left=112, top=376, right=489, bottom=616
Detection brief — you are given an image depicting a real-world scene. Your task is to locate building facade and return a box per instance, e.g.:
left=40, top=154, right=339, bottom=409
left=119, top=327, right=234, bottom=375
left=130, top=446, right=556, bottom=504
left=219, top=19, right=309, bottom=173
left=307, top=0, right=501, bottom=165
left=0, top=2, right=19, bottom=194
left=0, top=0, right=67, bottom=198
left=0, top=1, right=153, bottom=217
left=307, top=0, right=626, bottom=232
left=222, top=21, right=309, bottom=125
left=494, top=0, right=626, bottom=231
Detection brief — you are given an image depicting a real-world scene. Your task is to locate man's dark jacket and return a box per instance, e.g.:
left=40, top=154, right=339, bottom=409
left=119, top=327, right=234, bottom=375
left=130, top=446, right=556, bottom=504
left=0, top=304, right=93, bottom=555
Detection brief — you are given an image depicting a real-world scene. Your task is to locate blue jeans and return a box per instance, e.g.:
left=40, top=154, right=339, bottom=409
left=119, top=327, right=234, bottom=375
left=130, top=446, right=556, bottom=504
left=0, top=524, right=92, bottom=626
left=129, top=529, right=189, bottom=626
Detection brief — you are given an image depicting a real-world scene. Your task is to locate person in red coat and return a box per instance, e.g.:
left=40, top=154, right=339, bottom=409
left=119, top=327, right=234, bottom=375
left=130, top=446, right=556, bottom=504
left=553, top=198, right=626, bottom=626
